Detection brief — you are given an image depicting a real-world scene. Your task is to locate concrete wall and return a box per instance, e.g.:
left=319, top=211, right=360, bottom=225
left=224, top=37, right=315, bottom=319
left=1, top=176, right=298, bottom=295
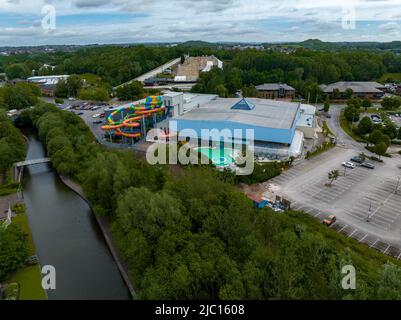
left=172, top=118, right=298, bottom=145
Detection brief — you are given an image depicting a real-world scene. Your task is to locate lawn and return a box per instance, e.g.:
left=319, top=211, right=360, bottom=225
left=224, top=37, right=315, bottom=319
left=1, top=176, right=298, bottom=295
left=7, top=211, right=47, bottom=300
left=339, top=112, right=367, bottom=143
left=8, top=265, right=47, bottom=300
left=322, top=121, right=335, bottom=137
left=379, top=73, right=401, bottom=83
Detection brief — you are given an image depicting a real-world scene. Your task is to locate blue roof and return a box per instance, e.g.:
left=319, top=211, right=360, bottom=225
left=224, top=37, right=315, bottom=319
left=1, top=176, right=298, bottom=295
left=231, top=98, right=255, bottom=110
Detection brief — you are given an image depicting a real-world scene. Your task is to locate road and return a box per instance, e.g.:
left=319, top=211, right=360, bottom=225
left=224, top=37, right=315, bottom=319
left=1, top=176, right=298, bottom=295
left=114, top=57, right=181, bottom=89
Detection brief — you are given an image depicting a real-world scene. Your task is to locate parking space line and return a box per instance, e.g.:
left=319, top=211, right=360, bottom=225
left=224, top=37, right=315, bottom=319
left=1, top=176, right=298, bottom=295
left=370, top=239, right=378, bottom=248
left=339, top=225, right=348, bottom=232
left=360, top=234, right=368, bottom=242
left=383, top=245, right=391, bottom=254
left=348, top=229, right=357, bottom=238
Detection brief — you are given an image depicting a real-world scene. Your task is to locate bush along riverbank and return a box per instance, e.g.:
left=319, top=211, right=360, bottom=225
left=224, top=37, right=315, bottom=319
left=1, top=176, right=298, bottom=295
left=0, top=110, right=45, bottom=300
left=17, top=102, right=401, bottom=300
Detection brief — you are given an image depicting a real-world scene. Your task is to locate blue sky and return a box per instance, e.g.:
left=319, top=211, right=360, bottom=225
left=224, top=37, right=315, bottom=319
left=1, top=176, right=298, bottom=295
left=0, top=0, right=401, bottom=46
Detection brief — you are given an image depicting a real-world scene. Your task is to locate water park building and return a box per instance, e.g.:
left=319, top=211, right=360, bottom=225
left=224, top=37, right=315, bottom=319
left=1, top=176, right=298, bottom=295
left=169, top=94, right=315, bottom=159
left=101, top=92, right=317, bottom=159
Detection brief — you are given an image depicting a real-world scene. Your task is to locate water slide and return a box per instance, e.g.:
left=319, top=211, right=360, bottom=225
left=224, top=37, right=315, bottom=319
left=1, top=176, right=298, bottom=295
left=101, top=96, right=165, bottom=139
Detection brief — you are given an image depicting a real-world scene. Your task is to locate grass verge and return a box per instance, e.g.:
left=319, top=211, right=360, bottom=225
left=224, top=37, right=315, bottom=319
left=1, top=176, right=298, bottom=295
left=7, top=211, right=47, bottom=300
left=339, top=111, right=366, bottom=143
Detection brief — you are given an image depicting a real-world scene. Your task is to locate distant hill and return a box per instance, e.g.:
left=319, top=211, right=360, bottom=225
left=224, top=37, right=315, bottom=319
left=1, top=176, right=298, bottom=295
left=279, top=39, right=401, bottom=52
left=178, top=40, right=219, bottom=48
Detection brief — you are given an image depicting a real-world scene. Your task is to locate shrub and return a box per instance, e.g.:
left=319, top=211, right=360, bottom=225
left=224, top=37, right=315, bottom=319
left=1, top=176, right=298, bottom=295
left=4, top=283, right=19, bottom=300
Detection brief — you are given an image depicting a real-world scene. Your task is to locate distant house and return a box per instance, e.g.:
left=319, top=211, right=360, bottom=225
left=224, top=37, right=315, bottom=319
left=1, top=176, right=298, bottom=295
left=40, top=84, right=57, bottom=97
left=320, top=81, right=386, bottom=100
left=255, top=83, right=296, bottom=100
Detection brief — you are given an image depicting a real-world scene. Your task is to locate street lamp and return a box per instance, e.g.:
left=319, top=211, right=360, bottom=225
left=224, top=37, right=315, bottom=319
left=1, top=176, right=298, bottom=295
left=366, top=202, right=372, bottom=222
left=396, top=176, right=401, bottom=195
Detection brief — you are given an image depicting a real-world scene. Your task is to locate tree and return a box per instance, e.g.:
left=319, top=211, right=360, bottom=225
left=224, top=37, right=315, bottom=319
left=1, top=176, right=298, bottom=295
left=5, top=63, right=31, bottom=79
left=368, top=130, right=384, bottom=145
left=0, top=225, right=28, bottom=282
left=66, top=75, right=83, bottom=97
left=332, top=88, right=340, bottom=100
left=347, top=98, right=361, bottom=110
left=241, top=85, right=258, bottom=98
left=115, top=81, right=144, bottom=101
left=382, top=121, right=398, bottom=140
left=357, top=116, right=373, bottom=135
left=78, top=87, right=110, bottom=101
left=327, top=169, right=340, bottom=185
left=345, top=88, right=354, bottom=99
left=377, top=263, right=401, bottom=299
left=381, top=96, right=401, bottom=110
left=362, top=98, right=372, bottom=111
left=323, top=99, right=330, bottom=113
left=344, top=106, right=359, bottom=122
left=216, top=84, right=229, bottom=98
left=374, top=141, right=388, bottom=159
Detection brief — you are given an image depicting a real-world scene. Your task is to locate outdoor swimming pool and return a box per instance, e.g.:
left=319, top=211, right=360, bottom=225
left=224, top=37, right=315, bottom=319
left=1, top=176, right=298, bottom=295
left=196, top=147, right=238, bottom=167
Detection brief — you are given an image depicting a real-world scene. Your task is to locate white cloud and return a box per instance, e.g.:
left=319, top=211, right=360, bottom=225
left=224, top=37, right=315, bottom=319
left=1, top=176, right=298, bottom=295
left=0, top=0, right=401, bottom=45
left=378, top=21, right=400, bottom=31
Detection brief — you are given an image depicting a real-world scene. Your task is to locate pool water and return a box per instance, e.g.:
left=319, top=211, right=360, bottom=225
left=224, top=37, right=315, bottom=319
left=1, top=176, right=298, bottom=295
left=197, top=147, right=237, bottom=167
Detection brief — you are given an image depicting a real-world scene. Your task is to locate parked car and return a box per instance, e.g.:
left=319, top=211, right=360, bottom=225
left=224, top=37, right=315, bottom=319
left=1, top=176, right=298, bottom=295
left=91, top=106, right=101, bottom=111
left=361, top=162, right=375, bottom=169
left=93, top=120, right=103, bottom=124
left=92, top=113, right=101, bottom=118
left=342, top=162, right=355, bottom=169
left=99, top=113, right=105, bottom=118
left=76, top=112, right=84, bottom=116
left=25, top=255, right=39, bottom=265
left=323, top=215, right=337, bottom=226
left=350, top=156, right=363, bottom=163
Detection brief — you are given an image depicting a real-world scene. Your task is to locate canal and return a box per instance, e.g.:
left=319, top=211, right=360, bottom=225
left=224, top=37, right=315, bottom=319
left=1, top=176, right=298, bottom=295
left=21, top=129, right=130, bottom=300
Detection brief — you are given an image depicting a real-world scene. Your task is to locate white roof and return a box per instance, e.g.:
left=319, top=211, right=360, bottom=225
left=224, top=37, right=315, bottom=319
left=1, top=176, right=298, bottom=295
left=174, top=98, right=300, bottom=130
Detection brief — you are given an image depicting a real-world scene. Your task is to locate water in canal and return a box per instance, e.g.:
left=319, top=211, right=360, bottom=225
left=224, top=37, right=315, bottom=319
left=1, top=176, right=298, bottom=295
left=22, top=129, right=130, bottom=300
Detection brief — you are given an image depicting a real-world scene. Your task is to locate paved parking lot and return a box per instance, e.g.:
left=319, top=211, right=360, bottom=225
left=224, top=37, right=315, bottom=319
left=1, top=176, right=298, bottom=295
left=269, top=146, right=401, bottom=257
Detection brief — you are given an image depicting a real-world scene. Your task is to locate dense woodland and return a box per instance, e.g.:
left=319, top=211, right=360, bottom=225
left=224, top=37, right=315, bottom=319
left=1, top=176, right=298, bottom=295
left=13, top=103, right=401, bottom=299
left=0, top=110, right=26, bottom=184
left=2, top=44, right=401, bottom=102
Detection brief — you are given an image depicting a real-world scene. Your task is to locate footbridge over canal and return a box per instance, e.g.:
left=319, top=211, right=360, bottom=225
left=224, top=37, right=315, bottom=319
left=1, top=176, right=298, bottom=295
left=13, top=158, right=51, bottom=181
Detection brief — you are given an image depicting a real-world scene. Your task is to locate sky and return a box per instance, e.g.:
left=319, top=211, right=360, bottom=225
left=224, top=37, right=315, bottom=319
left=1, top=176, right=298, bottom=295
left=0, top=0, right=401, bottom=46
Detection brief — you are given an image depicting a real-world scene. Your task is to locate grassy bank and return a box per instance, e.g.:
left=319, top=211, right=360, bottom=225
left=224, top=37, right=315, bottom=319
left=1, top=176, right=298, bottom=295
left=7, top=210, right=47, bottom=300
left=339, top=111, right=367, bottom=143
left=322, top=121, right=335, bottom=137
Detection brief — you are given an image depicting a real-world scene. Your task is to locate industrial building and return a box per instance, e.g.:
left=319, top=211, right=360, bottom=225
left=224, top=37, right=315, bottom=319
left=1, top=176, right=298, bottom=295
left=27, top=75, right=70, bottom=97
left=320, top=81, right=386, bottom=100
